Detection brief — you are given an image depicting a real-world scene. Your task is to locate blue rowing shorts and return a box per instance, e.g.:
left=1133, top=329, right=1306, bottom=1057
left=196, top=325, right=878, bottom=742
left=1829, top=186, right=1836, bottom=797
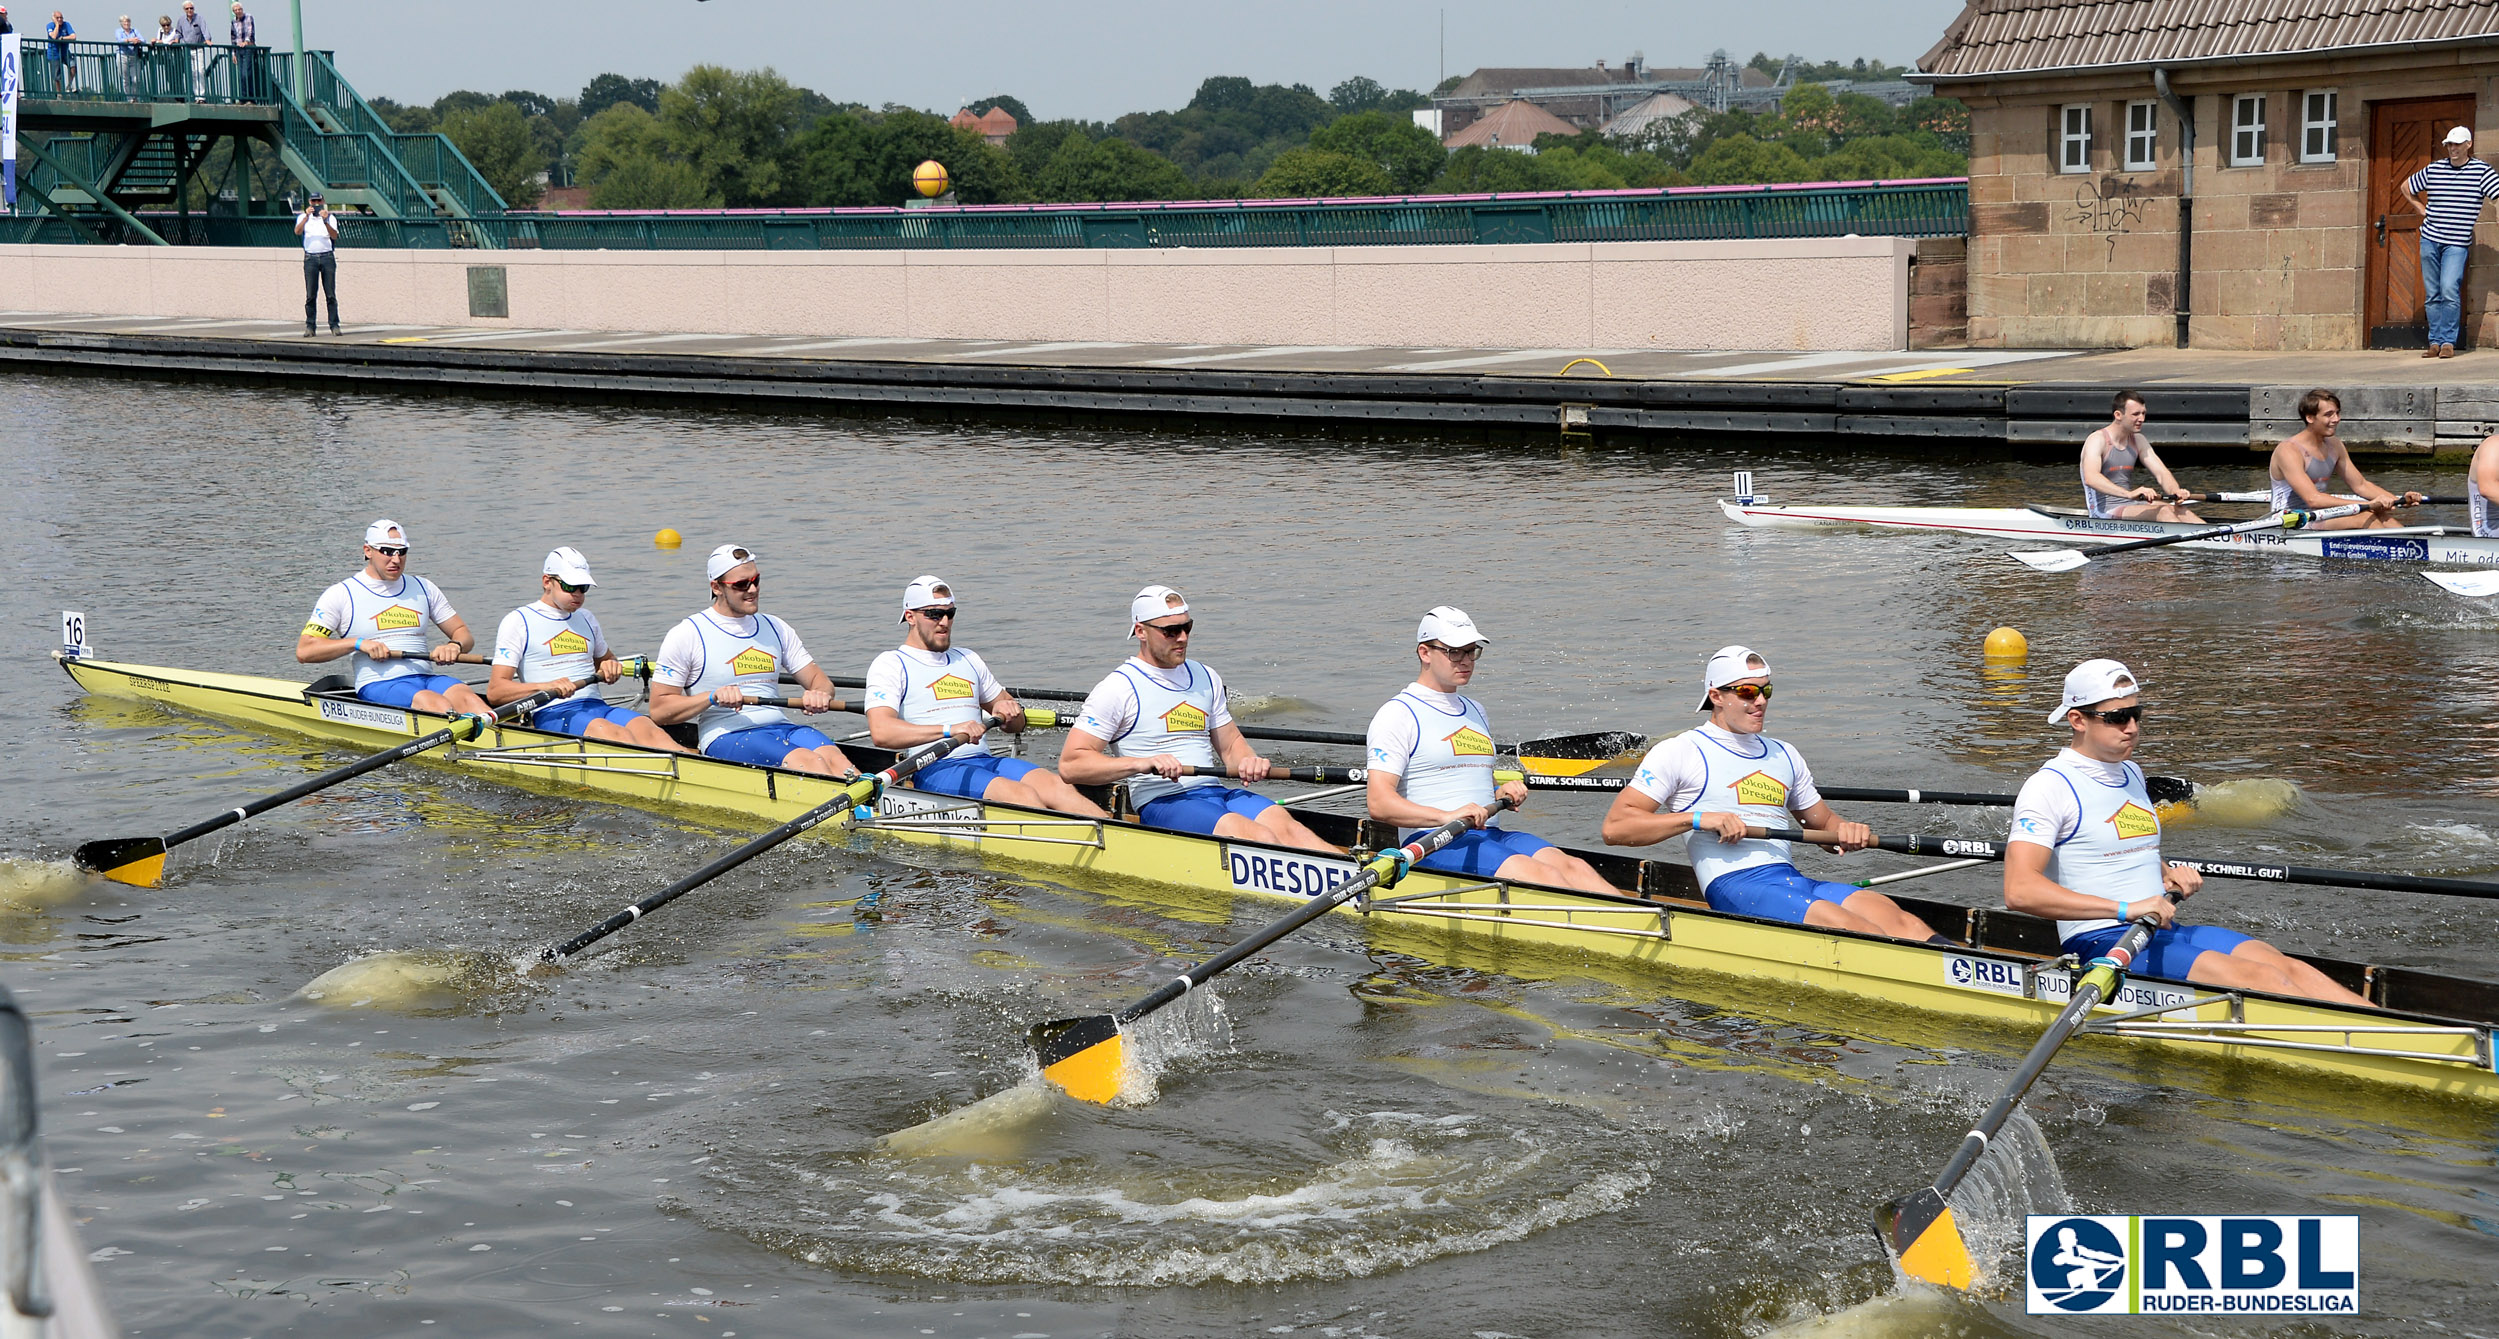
left=913, top=753, right=1040, bottom=799
left=1703, top=862, right=1857, bottom=923
left=1411, top=825, right=1555, bottom=878
left=2061, top=922, right=2253, bottom=982
left=357, top=673, right=467, bottom=708
left=530, top=697, right=650, bottom=737
left=1136, top=784, right=1275, bottom=834
left=704, top=722, right=838, bottom=767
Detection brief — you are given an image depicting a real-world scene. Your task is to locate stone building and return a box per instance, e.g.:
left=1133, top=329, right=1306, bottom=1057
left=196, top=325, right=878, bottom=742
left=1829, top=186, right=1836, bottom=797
left=1917, top=0, right=2499, bottom=349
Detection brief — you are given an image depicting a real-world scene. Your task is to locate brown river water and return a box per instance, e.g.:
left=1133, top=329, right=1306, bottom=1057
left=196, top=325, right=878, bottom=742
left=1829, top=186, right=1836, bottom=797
left=3, top=372, right=2497, bottom=1337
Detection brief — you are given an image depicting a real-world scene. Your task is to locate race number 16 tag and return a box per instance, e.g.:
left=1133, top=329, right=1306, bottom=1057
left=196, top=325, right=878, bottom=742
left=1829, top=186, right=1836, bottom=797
left=61, top=610, right=88, bottom=657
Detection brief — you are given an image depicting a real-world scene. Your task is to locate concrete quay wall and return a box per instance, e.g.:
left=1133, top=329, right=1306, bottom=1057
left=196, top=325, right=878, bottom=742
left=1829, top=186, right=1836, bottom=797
left=0, top=236, right=1914, bottom=352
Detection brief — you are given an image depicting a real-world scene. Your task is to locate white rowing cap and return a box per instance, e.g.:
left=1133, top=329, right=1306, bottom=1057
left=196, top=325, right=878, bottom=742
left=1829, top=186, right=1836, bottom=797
left=2448, top=125, right=2476, bottom=145
left=706, top=543, right=759, bottom=581
left=1696, top=644, right=1770, bottom=711
left=2049, top=658, right=2140, bottom=723
left=542, top=546, right=596, bottom=586
left=363, top=518, right=408, bottom=548
left=902, top=574, right=953, bottom=623
left=1417, top=606, right=1489, bottom=648
left=1130, top=584, right=1189, bottom=628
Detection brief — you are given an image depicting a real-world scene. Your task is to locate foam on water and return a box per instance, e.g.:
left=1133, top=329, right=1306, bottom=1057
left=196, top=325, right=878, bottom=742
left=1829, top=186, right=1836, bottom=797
left=1916, top=1108, right=2072, bottom=1295
left=292, top=948, right=521, bottom=1014
left=0, top=858, right=90, bottom=908
left=2165, top=777, right=2302, bottom=829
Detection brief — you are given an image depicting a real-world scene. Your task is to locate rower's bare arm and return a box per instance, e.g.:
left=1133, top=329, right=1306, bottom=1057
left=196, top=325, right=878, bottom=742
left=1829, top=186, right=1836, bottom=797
left=2333, top=452, right=2397, bottom=504
left=866, top=705, right=944, bottom=750
left=431, top=614, right=475, bottom=663
left=1364, top=770, right=1464, bottom=829
left=295, top=627, right=355, bottom=664
left=2004, top=841, right=2175, bottom=927
left=595, top=651, right=622, bottom=684
left=789, top=663, right=836, bottom=713
left=2078, top=435, right=2128, bottom=498
left=2476, top=443, right=2499, bottom=506
left=487, top=659, right=576, bottom=704
left=1057, top=728, right=1138, bottom=785
left=1795, top=801, right=1872, bottom=852
left=984, top=692, right=1026, bottom=732
left=646, top=680, right=706, bottom=726
left=1211, top=721, right=1268, bottom=782
left=1600, top=788, right=1684, bottom=847
left=2139, top=444, right=2190, bottom=496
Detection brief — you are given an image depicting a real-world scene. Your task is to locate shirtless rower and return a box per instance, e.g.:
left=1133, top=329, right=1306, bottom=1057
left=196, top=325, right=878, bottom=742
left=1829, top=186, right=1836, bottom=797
left=1602, top=645, right=1938, bottom=939
left=1365, top=607, right=1620, bottom=893
left=647, top=544, right=858, bottom=776
left=863, top=575, right=1105, bottom=816
left=2082, top=390, right=2202, bottom=522
left=2472, top=431, right=2499, bottom=538
left=296, top=518, right=489, bottom=715
left=485, top=546, right=686, bottom=753
left=2007, top=659, right=2369, bottom=1005
left=2269, top=388, right=2423, bottom=530
left=1059, top=585, right=1337, bottom=853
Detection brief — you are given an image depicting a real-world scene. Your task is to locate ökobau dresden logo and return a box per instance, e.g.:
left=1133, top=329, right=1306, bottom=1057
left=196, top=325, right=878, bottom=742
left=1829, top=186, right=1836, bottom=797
left=2026, top=1215, right=2358, bottom=1316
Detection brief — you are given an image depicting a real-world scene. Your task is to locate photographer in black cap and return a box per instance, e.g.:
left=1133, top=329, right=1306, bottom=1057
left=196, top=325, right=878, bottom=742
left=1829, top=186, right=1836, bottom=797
left=294, top=190, right=341, bottom=335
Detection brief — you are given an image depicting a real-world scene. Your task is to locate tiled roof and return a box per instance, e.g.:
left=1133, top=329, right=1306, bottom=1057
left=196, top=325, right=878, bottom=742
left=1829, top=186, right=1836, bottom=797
left=1442, top=99, right=1583, bottom=149
left=1919, top=0, right=2499, bottom=79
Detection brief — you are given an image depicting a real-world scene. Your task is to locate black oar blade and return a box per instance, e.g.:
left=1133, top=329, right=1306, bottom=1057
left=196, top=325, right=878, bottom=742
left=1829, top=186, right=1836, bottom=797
left=1031, top=1013, right=1124, bottom=1104
left=74, top=836, right=170, bottom=888
left=1879, top=1186, right=1976, bottom=1289
left=2145, top=775, right=2193, bottom=807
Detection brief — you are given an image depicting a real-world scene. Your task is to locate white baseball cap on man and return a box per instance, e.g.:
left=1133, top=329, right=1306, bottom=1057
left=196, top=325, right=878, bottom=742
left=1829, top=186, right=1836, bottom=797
left=363, top=518, right=408, bottom=548
left=2447, top=125, right=2475, bottom=145
left=2048, top=658, right=2141, bottom=724
left=1416, top=606, right=1489, bottom=648
left=1695, top=644, right=1770, bottom=711
left=901, top=574, right=953, bottom=623
left=542, top=546, right=596, bottom=587
left=705, top=543, right=759, bottom=582
left=1130, top=584, right=1189, bottom=628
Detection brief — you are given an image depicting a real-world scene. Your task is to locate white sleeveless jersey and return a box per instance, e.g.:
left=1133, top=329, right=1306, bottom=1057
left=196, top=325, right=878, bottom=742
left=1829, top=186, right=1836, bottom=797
left=1082, top=659, right=1225, bottom=807
left=2023, top=753, right=2166, bottom=943
left=2083, top=435, right=2141, bottom=519
left=2473, top=465, right=2495, bottom=537
left=1368, top=687, right=1497, bottom=822
left=308, top=573, right=457, bottom=689
left=493, top=603, right=608, bottom=700
left=2270, top=449, right=2334, bottom=512
left=863, top=646, right=1008, bottom=760
left=663, top=611, right=800, bottom=749
left=1668, top=728, right=1811, bottom=889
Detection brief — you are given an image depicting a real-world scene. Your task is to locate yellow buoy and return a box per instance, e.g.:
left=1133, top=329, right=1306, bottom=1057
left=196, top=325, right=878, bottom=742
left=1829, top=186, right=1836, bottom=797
left=912, top=160, right=951, bottom=198
left=654, top=528, right=683, bottom=550
left=1982, top=626, right=2028, bottom=659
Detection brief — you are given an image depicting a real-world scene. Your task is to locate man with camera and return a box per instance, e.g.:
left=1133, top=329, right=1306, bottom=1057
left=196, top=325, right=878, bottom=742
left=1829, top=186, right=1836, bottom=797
left=295, top=192, right=340, bottom=336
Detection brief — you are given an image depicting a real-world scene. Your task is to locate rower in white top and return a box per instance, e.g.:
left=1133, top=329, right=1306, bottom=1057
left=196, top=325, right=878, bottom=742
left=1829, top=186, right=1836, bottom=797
left=1602, top=645, right=1938, bottom=939
left=2081, top=390, right=2202, bottom=522
left=296, top=518, right=489, bottom=715
left=2472, top=431, right=2499, bottom=538
left=646, top=544, right=857, bottom=777
left=1059, top=584, right=1337, bottom=853
left=1363, top=607, right=1621, bottom=893
left=2005, top=659, right=2368, bottom=1005
left=863, top=575, right=1105, bottom=816
left=484, top=546, right=685, bottom=752
left=2268, top=388, right=2421, bottom=529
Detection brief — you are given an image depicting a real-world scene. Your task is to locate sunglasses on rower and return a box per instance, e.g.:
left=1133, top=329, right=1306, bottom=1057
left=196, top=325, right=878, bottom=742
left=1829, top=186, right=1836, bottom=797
left=913, top=606, right=958, bottom=621
left=553, top=579, right=589, bottom=596
left=2076, top=705, right=2144, bottom=726
left=719, top=576, right=761, bottom=594
left=1144, top=619, right=1193, bottom=638
left=1714, top=683, right=1773, bottom=702
left=369, top=545, right=408, bottom=559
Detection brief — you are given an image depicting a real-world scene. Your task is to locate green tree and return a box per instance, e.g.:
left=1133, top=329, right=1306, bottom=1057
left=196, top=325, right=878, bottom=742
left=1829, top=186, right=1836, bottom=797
left=1309, top=109, right=1445, bottom=192
left=1431, top=145, right=1574, bottom=193
left=367, top=97, right=436, bottom=134
left=431, top=89, right=495, bottom=120
left=1685, top=133, right=1816, bottom=185
left=658, top=64, right=803, bottom=206
left=1033, top=134, right=1192, bottom=202
left=969, top=94, right=1033, bottom=125
left=1004, top=121, right=1092, bottom=182
left=440, top=101, right=548, bottom=208
left=1252, top=147, right=1392, bottom=198
left=787, top=109, right=1020, bottom=206
left=580, top=73, right=662, bottom=119
left=573, top=102, right=717, bottom=208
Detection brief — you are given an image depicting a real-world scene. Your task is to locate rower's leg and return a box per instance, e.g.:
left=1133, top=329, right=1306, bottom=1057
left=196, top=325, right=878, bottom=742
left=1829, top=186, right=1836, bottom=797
left=581, top=718, right=632, bottom=745
left=1838, top=889, right=1944, bottom=941
left=977, top=775, right=1049, bottom=809
left=778, top=747, right=839, bottom=775
left=442, top=682, right=492, bottom=714
left=2187, top=942, right=2375, bottom=1007
left=622, top=717, right=692, bottom=753
left=1799, top=898, right=1895, bottom=936
left=1500, top=847, right=1622, bottom=895
left=1004, top=769, right=1109, bottom=819
left=1229, top=807, right=1343, bottom=855
left=813, top=743, right=860, bottom=776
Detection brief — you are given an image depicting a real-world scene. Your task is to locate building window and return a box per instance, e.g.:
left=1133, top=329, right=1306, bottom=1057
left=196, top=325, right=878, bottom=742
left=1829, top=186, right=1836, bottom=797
left=2124, top=100, right=2158, bottom=170
left=2060, top=104, right=2094, bottom=173
left=2301, top=89, right=2339, bottom=163
left=2231, top=93, right=2268, bottom=166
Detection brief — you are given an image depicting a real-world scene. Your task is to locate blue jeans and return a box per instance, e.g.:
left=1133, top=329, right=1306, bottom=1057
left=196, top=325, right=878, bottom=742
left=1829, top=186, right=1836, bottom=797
left=2422, top=237, right=2469, bottom=349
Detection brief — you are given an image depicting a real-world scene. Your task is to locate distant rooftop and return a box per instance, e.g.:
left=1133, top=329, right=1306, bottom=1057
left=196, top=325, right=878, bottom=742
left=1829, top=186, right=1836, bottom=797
left=1919, top=0, right=2499, bottom=80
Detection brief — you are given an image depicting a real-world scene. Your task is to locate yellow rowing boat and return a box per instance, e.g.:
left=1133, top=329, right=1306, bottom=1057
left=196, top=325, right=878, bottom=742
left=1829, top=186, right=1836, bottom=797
left=54, top=654, right=2499, bottom=1103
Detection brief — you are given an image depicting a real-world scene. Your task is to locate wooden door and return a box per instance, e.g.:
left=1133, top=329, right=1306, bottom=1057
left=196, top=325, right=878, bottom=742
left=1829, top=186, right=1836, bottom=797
left=2368, top=96, right=2477, bottom=348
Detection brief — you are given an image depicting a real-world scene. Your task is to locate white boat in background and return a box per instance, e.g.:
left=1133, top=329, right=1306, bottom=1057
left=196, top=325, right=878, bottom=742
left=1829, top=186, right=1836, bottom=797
left=1717, top=474, right=2499, bottom=569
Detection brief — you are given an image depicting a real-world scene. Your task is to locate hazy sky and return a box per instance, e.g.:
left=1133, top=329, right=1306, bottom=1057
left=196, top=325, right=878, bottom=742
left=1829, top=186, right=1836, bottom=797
left=282, top=1, right=1970, bottom=119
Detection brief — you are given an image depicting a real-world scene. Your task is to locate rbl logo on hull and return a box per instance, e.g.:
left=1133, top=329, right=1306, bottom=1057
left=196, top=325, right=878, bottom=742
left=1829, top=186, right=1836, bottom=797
left=2027, top=1215, right=2357, bottom=1315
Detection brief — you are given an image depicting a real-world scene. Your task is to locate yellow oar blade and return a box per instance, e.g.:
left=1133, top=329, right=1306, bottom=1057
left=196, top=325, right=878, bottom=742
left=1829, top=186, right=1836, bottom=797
left=76, top=837, right=170, bottom=889
left=101, top=850, right=168, bottom=889
left=1032, top=1014, right=1124, bottom=1104
left=1881, top=1187, right=1976, bottom=1289
left=1517, top=755, right=1605, bottom=777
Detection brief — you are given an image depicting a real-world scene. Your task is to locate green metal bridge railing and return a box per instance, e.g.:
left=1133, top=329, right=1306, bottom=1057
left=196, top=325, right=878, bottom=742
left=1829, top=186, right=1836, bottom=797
left=12, top=37, right=277, bottom=104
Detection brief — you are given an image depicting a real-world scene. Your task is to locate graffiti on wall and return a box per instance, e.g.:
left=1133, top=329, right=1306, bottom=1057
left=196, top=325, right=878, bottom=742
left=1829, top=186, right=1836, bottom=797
left=2070, top=178, right=2149, bottom=263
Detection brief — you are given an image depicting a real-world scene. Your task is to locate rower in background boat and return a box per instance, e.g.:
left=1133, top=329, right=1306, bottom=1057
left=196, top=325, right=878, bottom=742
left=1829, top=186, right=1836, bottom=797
left=2082, top=390, right=2203, bottom=522
left=484, top=546, right=687, bottom=753
left=1059, top=584, right=1339, bottom=853
left=1363, top=607, right=1621, bottom=894
left=2007, top=659, right=2369, bottom=1006
left=2472, top=431, right=2499, bottom=538
left=646, top=544, right=859, bottom=777
left=1601, top=646, right=1941, bottom=941
left=863, top=575, right=1106, bottom=817
left=295, top=518, right=490, bottom=715
left=2269, top=388, right=2422, bottom=530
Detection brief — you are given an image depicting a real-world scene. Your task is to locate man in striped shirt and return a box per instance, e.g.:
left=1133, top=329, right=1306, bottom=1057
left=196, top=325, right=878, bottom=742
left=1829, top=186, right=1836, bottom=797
left=2405, top=126, right=2499, bottom=358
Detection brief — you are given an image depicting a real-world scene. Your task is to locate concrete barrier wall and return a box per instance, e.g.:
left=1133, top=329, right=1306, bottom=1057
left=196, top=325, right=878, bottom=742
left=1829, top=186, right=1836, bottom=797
left=0, top=236, right=1912, bottom=351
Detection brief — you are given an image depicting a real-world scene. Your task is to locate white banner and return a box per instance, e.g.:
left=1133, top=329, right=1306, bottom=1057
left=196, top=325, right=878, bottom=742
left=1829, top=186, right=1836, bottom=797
left=3, top=33, right=20, bottom=208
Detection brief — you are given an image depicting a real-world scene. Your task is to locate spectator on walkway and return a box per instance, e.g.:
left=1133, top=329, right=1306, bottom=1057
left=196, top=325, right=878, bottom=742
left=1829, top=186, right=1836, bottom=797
left=2406, top=126, right=2499, bottom=359
left=225, top=2, right=254, bottom=99
left=297, top=192, right=341, bottom=336
left=45, top=10, right=78, bottom=95
left=173, top=0, right=206, bottom=99
left=115, top=14, right=142, bottom=95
